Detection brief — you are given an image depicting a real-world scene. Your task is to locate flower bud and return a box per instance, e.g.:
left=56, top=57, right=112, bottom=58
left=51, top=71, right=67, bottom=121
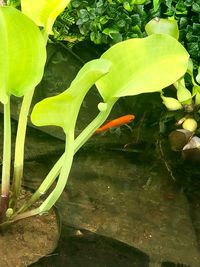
left=98, top=102, right=108, bottom=112
left=6, top=208, right=13, bottom=218
left=161, top=95, right=182, bottom=111
left=182, top=118, right=197, bottom=132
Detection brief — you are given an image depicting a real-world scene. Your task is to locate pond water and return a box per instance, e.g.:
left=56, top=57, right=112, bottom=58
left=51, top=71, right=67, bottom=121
left=0, top=42, right=200, bottom=267
left=19, top=124, right=200, bottom=267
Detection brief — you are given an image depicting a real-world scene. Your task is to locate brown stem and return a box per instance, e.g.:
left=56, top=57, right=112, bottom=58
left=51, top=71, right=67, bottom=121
left=0, top=195, right=9, bottom=223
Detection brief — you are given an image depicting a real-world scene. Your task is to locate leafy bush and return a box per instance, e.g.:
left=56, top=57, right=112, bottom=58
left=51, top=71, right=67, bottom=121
left=159, top=0, right=200, bottom=67
left=7, top=0, right=200, bottom=65
left=53, top=0, right=151, bottom=45
left=53, top=0, right=200, bottom=65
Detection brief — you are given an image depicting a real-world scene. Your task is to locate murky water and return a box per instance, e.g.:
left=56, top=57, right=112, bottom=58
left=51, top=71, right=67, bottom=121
left=4, top=115, right=196, bottom=267
left=0, top=43, right=200, bottom=266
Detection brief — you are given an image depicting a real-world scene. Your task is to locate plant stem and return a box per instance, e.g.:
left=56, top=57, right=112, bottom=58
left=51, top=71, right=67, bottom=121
left=13, top=129, right=75, bottom=221
left=74, top=98, right=117, bottom=152
left=10, top=27, right=49, bottom=209
left=15, top=98, right=118, bottom=216
left=41, top=29, right=49, bottom=44
left=36, top=130, right=74, bottom=212
left=11, top=208, right=41, bottom=222
left=10, top=89, right=35, bottom=209
left=0, top=98, right=11, bottom=222
left=16, top=156, right=62, bottom=214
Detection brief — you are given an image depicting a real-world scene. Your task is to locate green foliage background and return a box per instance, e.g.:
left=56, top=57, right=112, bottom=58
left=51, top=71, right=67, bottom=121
left=53, top=0, right=200, bottom=66
left=53, top=0, right=150, bottom=45
left=7, top=0, right=200, bottom=65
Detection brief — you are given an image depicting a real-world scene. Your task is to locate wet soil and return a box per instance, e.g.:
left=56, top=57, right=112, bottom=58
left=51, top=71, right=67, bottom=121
left=0, top=193, right=59, bottom=267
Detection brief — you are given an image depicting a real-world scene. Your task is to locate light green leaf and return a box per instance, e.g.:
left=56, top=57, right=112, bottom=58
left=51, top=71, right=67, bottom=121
left=21, top=0, right=71, bottom=34
left=0, top=6, right=46, bottom=104
left=145, top=18, right=179, bottom=40
left=196, top=66, right=200, bottom=84
left=161, top=95, right=182, bottom=111
left=195, top=92, right=200, bottom=105
left=132, top=0, right=147, bottom=4
left=177, top=83, right=192, bottom=104
left=31, top=59, right=111, bottom=132
left=153, top=0, right=160, bottom=11
left=187, top=58, right=193, bottom=76
left=193, top=85, right=200, bottom=95
left=96, top=34, right=189, bottom=102
left=187, top=59, right=198, bottom=86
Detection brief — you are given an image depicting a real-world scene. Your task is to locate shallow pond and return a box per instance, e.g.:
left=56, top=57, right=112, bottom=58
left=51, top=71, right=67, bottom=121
left=0, top=43, right=200, bottom=267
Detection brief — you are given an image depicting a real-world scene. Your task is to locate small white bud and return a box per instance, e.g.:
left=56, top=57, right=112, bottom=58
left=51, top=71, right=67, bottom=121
left=98, top=102, right=108, bottom=112
left=6, top=208, right=14, bottom=218
left=182, top=118, right=197, bottom=132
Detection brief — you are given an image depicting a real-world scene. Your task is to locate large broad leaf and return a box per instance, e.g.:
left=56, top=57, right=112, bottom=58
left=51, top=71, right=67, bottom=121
left=31, top=59, right=111, bottom=132
left=21, top=0, right=71, bottom=34
left=95, top=34, right=189, bottom=102
left=0, top=7, right=46, bottom=104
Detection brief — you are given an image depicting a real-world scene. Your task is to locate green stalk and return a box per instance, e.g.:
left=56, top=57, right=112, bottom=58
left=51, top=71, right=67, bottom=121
left=0, top=97, right=11, bottom=222
left=74, top=98, right=117, bottom=152
left=10, top=30, right=49, bottom=209
left=11, top=207, right=42, bottom=222
left=16, top=98, right=117, bottom=214
left=41, top=29, right=49, bottom=44
left=10, top=89, right=35, bottom=208
left=13, top=129, right=75, bottom=221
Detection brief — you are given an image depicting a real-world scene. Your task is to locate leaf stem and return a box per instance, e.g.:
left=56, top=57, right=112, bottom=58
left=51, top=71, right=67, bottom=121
left=0, top=98, right=11, bottom=222
left=75, top=98, right=117, bottom=152
left=10, top=25, right=49, bottom=209
left=15, top=98, right=117, bottom=215
left=13, top=129, right=75, bottom=221
left=10, top=89, right=35, bottom=209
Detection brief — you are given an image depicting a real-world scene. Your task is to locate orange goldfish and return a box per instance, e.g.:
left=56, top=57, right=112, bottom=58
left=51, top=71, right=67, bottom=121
left=96, top=114, right=135, bottom=133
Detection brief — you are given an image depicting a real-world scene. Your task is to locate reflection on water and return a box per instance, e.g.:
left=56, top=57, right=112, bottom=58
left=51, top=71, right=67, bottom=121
left=21, top=127, right=200, bottom=266
left=30, top=226, right=149, bottom=267
left=0, top=106, right=200, bottom=266
left=0, top=114, right=199, bottom=267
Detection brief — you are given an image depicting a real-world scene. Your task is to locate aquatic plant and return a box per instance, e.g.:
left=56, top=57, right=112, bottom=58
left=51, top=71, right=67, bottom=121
left=146, top=17, right=200, bottom=161
left=0, top=1, right=189, bottom=224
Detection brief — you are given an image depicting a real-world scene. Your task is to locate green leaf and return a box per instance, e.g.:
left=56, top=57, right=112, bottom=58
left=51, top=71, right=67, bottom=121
left=161, top=95, right=182, bottom=111
left=103, top=28, right=119, bottom=37
left=193, top=85, right=199, bottom=93
left=132, top=0, right=147, bottom=4
left=153, top=0, right=160, bottom=11
left=145, top=18, right=179, bottom=40
left=123, top=2, right=132, bottom=12
left=21, top=0, right=71, bottom=34
left=31, top=59, right=111, bottom=132
left=195, top=92, right=200, bottom=105
left=187, top=58, right=193, bottom=76
left=196, top=66, right=200, bottom=84
left=96, top=34, right=189, bottom=102
left=177, top=84, right=192, bottom=104
left=0, top=7, right=46, bottom=104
